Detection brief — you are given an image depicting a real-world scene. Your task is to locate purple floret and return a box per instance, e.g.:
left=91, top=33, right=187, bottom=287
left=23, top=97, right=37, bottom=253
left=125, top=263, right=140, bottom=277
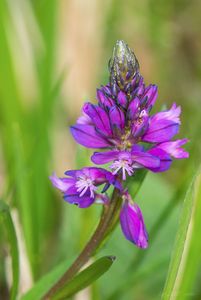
left=50, top=167, right=122, bottom=208
left=120, top=193, right=148, bottom=249
left=71, top=76, right=188, bottom=180
left=91, top=145, right=161, bottom=180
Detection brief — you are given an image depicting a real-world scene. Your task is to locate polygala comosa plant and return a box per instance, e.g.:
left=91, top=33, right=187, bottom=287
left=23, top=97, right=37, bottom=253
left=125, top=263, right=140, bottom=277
left=47, top=39, right=189, bottom=299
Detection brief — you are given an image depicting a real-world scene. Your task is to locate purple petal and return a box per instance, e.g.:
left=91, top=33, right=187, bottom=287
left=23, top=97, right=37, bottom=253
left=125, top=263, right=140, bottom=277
left=91, top=151, right=120, bottom=164
left=151, top=103, right=181, bottom=124
left=141, top=84, right=158, bottom=110
left=77, top=107, right=92, bottom=125
left=64, top=194, right=95, bottom=208
left=130, top=74, right=143, bottom=91
left=156, top=139, right=189, bottom=159
left=133, top=84, right=145, bottom=98
left=101, top=85, right=113, bottom=96
left=65, top=185, right=79, bottom=195
left=96, top=89, right=114, bottom=108
left=63, top=177, right=95, bottom=208
left=131, top=144, right=145, bottom=152
left=49, top=173, right=75, bottom=192
left=104, top=173, right=123, bottom=191
left=86, top=167, right=112, bottom=184
left=131, top=110, right=149, bottom=138
left=77, top=114, right=92, bottom=125
left=109, top=106, right=125, bottom=131
left=148, top=148, right=172, bottom=172
left=143, top=103, right=181, bottom=143
left=120, top=200, right=148, bottom=249
left=70, top=124, right=111, bottom=148
left=142, top=120, right=179, bottom=143
left=64, top=170, right=78, bottom=177
left=127, top=97, right=140, bottom=120
left=131, top=151, right=160, bottom=169
left=117, top=91, right=128, bottom=108
left=83, top=103, right=112, bottom=135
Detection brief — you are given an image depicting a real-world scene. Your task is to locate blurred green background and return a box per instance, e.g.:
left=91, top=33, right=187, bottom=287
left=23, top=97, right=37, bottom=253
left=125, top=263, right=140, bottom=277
left=0, top=0, right=201, bottom=299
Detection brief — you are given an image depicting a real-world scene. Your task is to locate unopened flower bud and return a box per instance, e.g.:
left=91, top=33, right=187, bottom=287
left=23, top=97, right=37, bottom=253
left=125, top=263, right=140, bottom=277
left=109, top=40, right=139, bottom=91
left=120, top=194, right=148, bottom=249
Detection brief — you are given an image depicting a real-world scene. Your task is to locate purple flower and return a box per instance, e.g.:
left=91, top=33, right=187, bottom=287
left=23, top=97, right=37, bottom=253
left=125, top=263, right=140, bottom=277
left=91, top=145, right=160, bottom=180
left=50, top=167, right=121, bottom=208
left=120, top=193, right=148, bottom=249
left=70, top=42, right=188, bottom=180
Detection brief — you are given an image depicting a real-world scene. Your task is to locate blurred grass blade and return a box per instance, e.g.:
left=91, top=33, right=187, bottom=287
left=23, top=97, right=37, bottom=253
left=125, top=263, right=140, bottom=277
left=0, top=200, right=19, bottom=300
left=162, top=169, right=201, bottom=300
left=20, top=257, right=75, bottom=300
left=11, top=124, right=37, bottom=275
left=52, top=256, right=116, bottom=300
left=0, top=0, right=59, bottom=279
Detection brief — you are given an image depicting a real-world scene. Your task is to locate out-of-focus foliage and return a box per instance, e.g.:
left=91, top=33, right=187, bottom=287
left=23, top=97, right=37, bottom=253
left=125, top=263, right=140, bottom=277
left=162, top=169, right=201, bottom=300
left=0, top=0, right=200, bottom=299
left=0, top=200, right=19, bottom=300
left=52, top=256, right=115, bottom=300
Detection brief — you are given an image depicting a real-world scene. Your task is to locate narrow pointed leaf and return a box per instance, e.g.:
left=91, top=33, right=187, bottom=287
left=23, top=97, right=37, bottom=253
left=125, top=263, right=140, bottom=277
left=52, top=256, right=116, bottom=300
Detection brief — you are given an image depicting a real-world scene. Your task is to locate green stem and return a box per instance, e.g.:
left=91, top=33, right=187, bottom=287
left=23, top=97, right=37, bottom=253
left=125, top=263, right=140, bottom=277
left=43, top=188, right=122, bottom=299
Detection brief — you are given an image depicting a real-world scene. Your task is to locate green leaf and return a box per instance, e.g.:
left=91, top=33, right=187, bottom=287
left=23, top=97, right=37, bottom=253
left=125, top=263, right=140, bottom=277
left=161, top=169, right=201, bottom=300
left=20, top=257, right=74, bottom=300
left=127, top=169, right=148, bottom=198
left=52, top=256, right=116, bottom=300
left=0, top=200, right=19, bottom=300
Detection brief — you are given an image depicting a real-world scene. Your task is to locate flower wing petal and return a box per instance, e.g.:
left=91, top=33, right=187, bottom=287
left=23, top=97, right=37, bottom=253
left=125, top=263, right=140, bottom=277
left=156, top=139, right=189, bottom=159
left=91, top=151, right=120, bottom=164
left=49, top=173, right=75, bottom=192
left=64, top=194, right=95, bottom=208
left=70, top=124, right=111, bottom=148
left=148, top=148, right=172, bottom=172
left=131, top=151, right=160, bottom=169
left=83, top=103, right=112, bottom=135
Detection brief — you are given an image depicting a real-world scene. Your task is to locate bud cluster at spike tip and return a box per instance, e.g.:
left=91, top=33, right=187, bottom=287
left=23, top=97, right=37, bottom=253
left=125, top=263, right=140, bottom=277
left=50, top=40, right=189, bottom=249
left=109, top=40, right=139, bottom=92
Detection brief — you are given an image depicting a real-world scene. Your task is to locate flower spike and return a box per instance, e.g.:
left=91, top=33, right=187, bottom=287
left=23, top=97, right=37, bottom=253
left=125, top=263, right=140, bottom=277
left=50, top=40, right=189, bottom=249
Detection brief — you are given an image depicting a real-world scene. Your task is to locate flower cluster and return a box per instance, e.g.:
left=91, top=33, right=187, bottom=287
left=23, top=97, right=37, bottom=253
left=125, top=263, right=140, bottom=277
left=50, top=41, right=188, bottom=249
